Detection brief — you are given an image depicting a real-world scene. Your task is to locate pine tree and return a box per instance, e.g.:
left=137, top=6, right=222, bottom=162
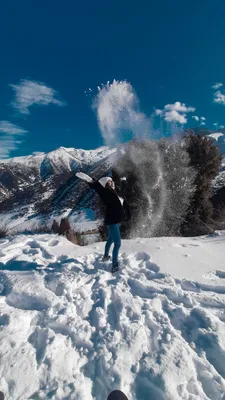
left=181, top=133, right=222, bottom=235
left=58, top=217, right=70, bottom=235
left=52, top=220, right=59, bottom=234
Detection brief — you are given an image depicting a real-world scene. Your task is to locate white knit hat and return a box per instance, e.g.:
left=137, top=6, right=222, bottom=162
left=99, top=176, right=112, bottom=188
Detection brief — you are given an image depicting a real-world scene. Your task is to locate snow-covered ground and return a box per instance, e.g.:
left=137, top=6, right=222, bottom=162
left=0, top=232, right=225, bottom=400
left=1, top=207, right=100, bottom=239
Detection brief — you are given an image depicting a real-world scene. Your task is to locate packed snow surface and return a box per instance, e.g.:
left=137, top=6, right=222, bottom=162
left=0, top=232, right=225, bottom=399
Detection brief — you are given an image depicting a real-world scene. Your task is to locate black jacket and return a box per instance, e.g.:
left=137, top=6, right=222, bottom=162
left=89, top=180, right=131, bottom=225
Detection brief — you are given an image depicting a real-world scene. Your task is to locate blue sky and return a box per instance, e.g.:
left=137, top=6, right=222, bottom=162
left=1, top=0, right=225, bottom=158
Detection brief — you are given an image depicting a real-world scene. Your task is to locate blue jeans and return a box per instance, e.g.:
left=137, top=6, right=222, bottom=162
left=104, top=224, right=121, bottom=266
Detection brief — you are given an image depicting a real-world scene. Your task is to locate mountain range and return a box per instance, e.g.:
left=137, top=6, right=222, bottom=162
left=0, top=129, right=225, bottom=233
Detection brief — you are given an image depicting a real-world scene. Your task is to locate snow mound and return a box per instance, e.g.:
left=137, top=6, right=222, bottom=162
left=0, top=233, right=225, bottom=399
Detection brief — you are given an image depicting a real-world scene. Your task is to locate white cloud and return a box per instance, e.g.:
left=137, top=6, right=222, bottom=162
left=0, top=136, right=23, bottom=159
left=213, top=90, right=225, bottom=105
left=212, top=83, right=225, bottom=106
left=200, top=122, right=206, bottom=126
left=213, top=122, right=218, bottom=126
left=10, top=79, right=66, bottom=115
left=155, top=109, right=162, bottom=116
left=157, top=101, right=195, bottom=124
left=191, top=116, right=206, bottom=124
left=220, top=125, right=225, bottom=129
left=212, top=82, right=223, bottom=90
left=164, top=110, right=187, bottom=124
left=164, top=102, right=195, bottom=113
left=0, top=120, right=27, bottom=159
left=0, top=120, right=27, bottom=135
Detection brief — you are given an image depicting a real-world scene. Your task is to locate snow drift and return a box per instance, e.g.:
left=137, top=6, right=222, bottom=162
left=0, top=232, right=225, bottom=399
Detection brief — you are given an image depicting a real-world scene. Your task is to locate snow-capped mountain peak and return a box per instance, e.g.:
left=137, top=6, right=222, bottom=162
left=0, top=146, right=116, bottom=183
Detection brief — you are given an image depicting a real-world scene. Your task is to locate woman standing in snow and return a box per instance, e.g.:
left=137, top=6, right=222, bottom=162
left=76, top=172, right=130, bottom=273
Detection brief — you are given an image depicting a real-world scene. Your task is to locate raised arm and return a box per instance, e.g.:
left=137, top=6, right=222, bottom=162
left=76, top=172, right=108, bottom=203
left=75, top=172, right=93, bottom=183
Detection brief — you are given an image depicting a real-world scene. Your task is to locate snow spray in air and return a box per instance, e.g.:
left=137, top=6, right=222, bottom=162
left=93, top=80, right=194, bottom=237
left=93, top=80, right=151, bottom=145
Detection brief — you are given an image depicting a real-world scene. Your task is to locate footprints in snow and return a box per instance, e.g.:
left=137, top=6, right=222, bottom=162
left=172, top=242, right=200, bottom=248
left=134, top=251, right=151, bottom=261
left=216, top=270, right=225, bottom=279
left=6, top=292, right=51, bottom=311
left=172, top=242, right=200, bottom=257
left=0, top=238, right=57, bottom=269
left=48, top=239, right=60, bottom=247
left=44, top=273, right=65, bottom=297
left=25, top=240, right=54, bottom=261
left=107, top=290, right=123, bottom=331
left=0, top=314, right=9, bottom=327
left=164, top=304, right=225, bottom=380
left=128, top=278, right=162, bottom=299
left=180, top=279, right=225, bottom=295
left=1, top=240, right=225, bottom=399
left=28, top=327, right=53, bottom=365
left=122, top=252, right=225, bottom=309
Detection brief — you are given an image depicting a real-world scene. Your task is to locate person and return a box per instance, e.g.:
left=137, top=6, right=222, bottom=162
left=76, top=172, right=131, bottom=273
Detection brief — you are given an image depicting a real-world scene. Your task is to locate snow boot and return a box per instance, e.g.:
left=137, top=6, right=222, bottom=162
left=112, top=263, right=119, bottom=273
left=102, top=255, right=111, bottom=262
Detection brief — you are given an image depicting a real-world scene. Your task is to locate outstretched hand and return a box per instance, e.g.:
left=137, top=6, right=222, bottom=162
left=76, top=172, right=93, bottom=183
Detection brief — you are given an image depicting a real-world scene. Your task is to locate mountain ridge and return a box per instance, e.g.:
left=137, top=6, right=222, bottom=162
left=0, top=129, right=225, bottom=232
